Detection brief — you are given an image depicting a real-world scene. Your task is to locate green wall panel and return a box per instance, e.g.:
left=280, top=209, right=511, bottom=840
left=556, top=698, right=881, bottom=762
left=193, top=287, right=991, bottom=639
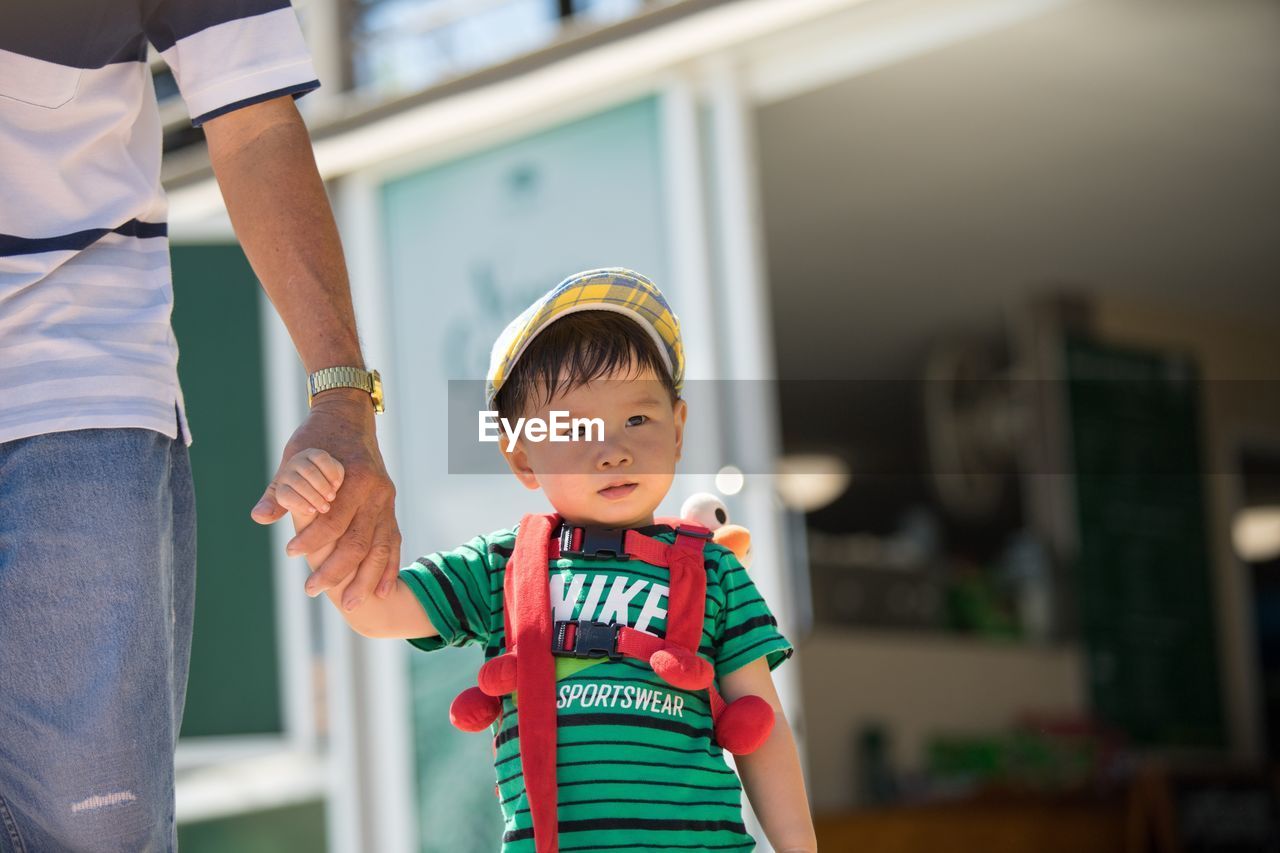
left=171, top=243, right=282, bottom=737
left=178, top=800, right=325, bottom=852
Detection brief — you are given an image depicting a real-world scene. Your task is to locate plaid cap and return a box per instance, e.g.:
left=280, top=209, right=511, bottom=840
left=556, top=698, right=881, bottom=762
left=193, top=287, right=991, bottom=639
left=486, top=268, right=685, bottom=409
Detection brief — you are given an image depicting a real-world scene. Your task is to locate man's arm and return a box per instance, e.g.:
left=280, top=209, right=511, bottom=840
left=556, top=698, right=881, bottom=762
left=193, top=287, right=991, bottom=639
left=202, top=94, right=400, bottom=610
left=721, top=658, right=818, bottom=853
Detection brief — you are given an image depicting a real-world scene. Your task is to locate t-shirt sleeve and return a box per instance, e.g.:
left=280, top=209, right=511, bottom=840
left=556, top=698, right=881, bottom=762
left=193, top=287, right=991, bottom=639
left=143, top=0, right=320, bottom=126
left=713, top=549, right=794, bottom=678
left=399, top=534, right=496, bottom=653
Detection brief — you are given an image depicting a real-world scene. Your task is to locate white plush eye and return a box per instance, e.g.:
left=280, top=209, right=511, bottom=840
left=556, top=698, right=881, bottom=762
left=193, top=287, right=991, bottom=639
left=680, top=492, right=729, bottom=531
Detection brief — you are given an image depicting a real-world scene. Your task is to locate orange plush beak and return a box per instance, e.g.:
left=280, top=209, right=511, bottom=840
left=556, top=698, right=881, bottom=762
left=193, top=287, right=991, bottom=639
left=713, top=524, right=752, bottom=569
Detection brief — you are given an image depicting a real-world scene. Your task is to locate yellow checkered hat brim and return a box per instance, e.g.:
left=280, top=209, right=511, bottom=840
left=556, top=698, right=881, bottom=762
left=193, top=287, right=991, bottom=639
left=486, top=268, right=684, bottom=408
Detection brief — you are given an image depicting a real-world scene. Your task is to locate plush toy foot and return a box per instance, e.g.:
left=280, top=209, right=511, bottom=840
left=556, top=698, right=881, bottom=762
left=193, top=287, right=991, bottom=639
left=715, top=695, right=775, bottom=754
left=478, top=652, right=518, bottom=696
left=650, top=647, right=714, bottom=691
left=450, top=686, right=502, bottom=732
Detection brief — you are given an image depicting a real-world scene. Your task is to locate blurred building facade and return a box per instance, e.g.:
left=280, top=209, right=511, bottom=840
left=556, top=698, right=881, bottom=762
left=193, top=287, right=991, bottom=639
left=160, top=1, right=1280, bottom=851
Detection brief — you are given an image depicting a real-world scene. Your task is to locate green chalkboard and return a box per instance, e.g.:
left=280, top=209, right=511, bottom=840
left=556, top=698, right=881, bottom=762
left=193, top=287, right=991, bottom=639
left=1065, top=335, right=1224, bottom=748
left=171, top=243, right=282, bottom=737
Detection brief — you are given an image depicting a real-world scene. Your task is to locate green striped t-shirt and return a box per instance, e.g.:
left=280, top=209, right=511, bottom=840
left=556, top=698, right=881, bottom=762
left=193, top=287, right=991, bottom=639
left=400, top=522, right=792, bottom=852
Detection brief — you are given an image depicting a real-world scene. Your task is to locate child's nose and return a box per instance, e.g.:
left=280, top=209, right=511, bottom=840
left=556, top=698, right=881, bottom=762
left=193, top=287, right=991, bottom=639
left=595, top=440, right=632, bottom=470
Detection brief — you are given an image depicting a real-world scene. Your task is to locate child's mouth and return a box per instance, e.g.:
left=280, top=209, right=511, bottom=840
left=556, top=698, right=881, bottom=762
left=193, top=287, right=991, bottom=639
left=598, top=482, right=638, bottom=500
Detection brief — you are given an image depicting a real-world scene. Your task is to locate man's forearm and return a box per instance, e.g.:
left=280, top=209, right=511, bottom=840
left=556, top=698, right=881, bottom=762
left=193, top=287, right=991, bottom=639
left=204, top=96, right=363, bottom=373
left=208, top=96, right=402, bottom=603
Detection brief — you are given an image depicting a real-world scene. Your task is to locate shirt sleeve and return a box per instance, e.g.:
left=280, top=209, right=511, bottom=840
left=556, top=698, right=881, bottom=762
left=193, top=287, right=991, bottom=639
left=398, top=534, right=496, bottom=653
left=713, top=549, right=794, bottom=679
left=143, top=0, right=320, bottom=126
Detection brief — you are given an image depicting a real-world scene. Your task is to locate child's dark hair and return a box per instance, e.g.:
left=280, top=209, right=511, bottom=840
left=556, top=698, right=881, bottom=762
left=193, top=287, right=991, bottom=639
left=494, top=311, right=679, bottom=421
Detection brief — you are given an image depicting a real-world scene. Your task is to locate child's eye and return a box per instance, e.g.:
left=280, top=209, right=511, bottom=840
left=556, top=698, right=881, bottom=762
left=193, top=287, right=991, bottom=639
left=626, top=415, right=648, bottom=427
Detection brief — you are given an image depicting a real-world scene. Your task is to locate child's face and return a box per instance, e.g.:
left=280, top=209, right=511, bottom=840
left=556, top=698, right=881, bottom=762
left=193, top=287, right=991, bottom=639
left=500, top=363, right=687, bottom=528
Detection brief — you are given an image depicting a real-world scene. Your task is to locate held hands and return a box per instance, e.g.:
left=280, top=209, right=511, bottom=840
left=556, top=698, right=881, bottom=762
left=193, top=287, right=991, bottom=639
left=268, top=446, right=439, bottom=640
left=251, top=390, right=400, bottom=610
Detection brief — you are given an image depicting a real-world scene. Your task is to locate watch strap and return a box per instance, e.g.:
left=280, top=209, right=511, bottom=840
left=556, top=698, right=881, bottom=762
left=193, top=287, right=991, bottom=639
left=307, top=366, right=384, bottom=412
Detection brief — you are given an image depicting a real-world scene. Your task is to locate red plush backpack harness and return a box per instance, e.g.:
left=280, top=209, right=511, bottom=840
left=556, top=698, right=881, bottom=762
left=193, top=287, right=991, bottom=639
left=448, top=512, right=776, bottom=853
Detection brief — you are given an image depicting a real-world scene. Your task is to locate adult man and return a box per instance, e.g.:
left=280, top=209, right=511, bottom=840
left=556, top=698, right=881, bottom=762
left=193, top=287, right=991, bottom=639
left=0, top=2, right=398, bottom=849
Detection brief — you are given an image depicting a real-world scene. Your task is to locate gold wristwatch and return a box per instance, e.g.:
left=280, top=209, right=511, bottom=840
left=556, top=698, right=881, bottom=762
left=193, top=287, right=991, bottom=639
left=307, top=366, right=385, bottom=413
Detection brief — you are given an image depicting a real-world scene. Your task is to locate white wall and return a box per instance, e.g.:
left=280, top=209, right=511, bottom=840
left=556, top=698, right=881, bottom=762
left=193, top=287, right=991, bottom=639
left=799, top=629, right=1086, bottom=812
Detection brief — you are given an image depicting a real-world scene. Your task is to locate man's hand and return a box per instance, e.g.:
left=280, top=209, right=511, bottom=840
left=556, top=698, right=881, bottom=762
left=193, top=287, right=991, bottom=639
left=252, top=388, right=400, bottom=609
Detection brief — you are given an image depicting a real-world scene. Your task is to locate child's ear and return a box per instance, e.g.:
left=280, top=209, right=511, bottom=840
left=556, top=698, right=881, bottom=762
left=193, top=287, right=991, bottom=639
left=672, top=398, right=688, bottom=462
left=499, top=440, right=540, bottom=491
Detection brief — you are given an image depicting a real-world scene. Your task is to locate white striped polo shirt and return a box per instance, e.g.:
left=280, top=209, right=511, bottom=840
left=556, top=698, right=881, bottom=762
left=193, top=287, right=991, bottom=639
left=0, top=1, right=320, bottom=446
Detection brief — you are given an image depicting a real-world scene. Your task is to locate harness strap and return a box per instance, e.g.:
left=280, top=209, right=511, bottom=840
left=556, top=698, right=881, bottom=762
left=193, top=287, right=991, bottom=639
left=557, top=621, right=663, bottom=660
left=549, top=527, right=673, bottom=566
left=551, top=522, right=708, bottom=654
left=663, top=529, right=708, bottom=653
left=503, top=515, right=714, bottom=853
left=508, top=513, right=561, bottom=853
left=558, top=621, right=731, bottom=722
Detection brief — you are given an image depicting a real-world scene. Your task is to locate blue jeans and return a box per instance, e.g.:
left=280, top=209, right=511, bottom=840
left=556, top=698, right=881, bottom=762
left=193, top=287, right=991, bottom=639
left=0, top=426, right=196, bottom=853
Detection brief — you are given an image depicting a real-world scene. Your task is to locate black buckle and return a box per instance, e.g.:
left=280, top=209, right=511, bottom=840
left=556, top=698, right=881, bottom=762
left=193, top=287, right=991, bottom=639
left=674, top=525, right=714, bottom=540
left=559, top=524, right=630, bottom=560
left=552, top=620, right=622, bottom=660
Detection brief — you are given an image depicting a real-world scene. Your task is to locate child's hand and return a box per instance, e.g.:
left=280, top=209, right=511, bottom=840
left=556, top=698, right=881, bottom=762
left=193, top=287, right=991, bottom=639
left=274, top=448, right=344, bottom=517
